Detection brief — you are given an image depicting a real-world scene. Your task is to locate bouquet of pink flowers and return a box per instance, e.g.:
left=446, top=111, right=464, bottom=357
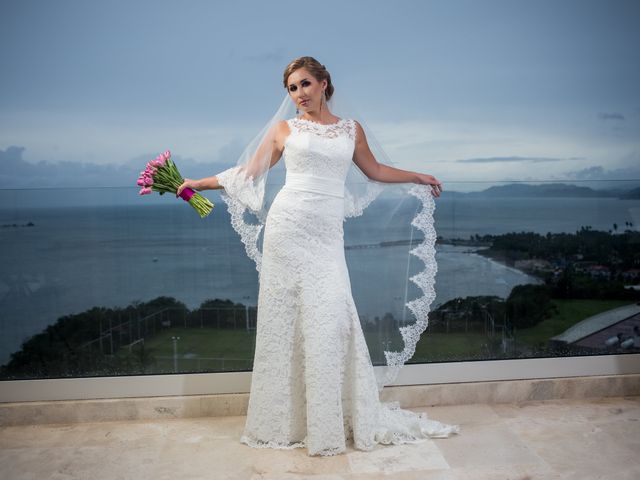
left=136, top=150, right=214, bottom=218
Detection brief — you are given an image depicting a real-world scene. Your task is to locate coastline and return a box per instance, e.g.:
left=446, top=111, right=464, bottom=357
left=437, top=238, right=547, bottom=282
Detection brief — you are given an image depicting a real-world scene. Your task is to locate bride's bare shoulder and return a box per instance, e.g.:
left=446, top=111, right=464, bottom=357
left=273, top=120, right=291, bottom=150
left=352, top=119, right=367, bottom=144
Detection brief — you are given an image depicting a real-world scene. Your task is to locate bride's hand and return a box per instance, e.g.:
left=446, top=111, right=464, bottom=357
left=176, top=179, right=199, bottom=197
left=416, top=173, right=443, bottom=197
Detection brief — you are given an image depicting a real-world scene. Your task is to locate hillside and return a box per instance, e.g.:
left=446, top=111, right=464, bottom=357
left=443, top=182, right=638, bottom=198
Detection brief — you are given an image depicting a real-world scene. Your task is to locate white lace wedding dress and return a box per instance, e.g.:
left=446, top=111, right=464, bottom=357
left=218, top=116, right=460, bottom=457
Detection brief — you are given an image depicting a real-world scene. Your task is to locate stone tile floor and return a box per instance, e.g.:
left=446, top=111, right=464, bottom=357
left=1, top=396, right=639, bottom=479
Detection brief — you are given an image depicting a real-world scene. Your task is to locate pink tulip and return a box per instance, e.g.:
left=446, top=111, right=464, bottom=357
left=162, top=150, right=171, bottom=161
left=139, top=187, right=152, bottom=195
left=136, top=178, right=145, bottom=186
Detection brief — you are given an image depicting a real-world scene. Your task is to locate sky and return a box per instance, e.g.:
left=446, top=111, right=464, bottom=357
left=1, top=0, right=639, bottom=192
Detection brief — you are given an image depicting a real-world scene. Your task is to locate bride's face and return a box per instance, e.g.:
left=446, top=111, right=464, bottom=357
left=286, top=68, right=326, bottom=114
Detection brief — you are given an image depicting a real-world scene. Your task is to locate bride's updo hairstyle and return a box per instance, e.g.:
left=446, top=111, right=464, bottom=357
left=283, top=56, right=335, bottom=101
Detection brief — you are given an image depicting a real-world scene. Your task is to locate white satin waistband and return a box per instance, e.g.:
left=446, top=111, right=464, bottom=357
left=284, top=172, right=345, bottom=198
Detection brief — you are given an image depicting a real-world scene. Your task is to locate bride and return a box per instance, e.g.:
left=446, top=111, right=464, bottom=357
left=177, top=56, right=460, bottom=456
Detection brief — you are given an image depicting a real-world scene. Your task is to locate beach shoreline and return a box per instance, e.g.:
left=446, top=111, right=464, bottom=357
left=437, top=237, right=548, bottom=282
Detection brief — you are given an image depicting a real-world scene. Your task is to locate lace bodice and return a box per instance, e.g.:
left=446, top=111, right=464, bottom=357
left=284, top=117, right=356, bottom=180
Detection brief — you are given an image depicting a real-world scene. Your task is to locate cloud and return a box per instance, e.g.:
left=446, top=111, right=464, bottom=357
left=564, top=162, right=640, bottom=181
left=456, top=156, right=569, bottom=164
left=598, top=112, right=625, bottom=121
left=0, top=146, right=234, bottom=188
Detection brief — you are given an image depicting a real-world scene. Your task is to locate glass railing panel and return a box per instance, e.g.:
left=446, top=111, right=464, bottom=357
left=0, top=187, right=259, bottom=378
left=407, top=180, right=640, bottom=363
left=0, top=179, right=638, bottom=380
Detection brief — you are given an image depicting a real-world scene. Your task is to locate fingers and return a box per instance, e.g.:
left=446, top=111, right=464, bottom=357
left=430, top=182, right=443, bottom=198
left=420, top=174, right=443, bottom=195
left=433, top=178, right=443, bottom=196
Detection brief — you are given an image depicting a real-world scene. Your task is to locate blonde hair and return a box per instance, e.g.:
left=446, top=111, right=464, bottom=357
left=283, top=56, right=334, bottom=101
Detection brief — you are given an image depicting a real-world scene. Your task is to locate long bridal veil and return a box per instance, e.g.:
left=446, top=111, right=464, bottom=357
left=215, top=90, right=438, bottom=392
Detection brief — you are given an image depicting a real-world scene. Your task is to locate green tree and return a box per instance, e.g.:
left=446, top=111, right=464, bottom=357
left=506, top=284, right=552, bottom=329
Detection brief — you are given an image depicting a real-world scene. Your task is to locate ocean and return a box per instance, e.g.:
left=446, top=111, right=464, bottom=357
left=0, top=189, right=638, bottom=366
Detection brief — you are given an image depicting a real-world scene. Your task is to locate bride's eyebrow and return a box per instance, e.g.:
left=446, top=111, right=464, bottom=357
left=288, top=78, right=310, bottom=88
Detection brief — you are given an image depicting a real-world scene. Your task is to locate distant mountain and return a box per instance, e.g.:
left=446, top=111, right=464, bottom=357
left=619, top=187, right=640, bottom=199
left=444, top=182, right=638, bottom=199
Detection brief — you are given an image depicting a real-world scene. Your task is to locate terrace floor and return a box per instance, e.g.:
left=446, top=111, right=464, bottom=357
left=1, top=395, right=639, bottom=479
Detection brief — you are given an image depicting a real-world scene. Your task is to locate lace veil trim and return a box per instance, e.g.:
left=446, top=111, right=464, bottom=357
left=374, top=184, right=437, bottom=390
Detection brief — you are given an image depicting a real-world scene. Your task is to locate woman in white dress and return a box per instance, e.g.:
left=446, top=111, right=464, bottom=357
left=177, top=56, right=460, bottom=456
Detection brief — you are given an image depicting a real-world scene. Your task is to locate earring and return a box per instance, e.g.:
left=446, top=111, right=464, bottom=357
left=296, top=107, right=299, bottom=115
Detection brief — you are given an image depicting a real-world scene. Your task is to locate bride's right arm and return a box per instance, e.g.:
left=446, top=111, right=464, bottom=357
left=241, top=120, right=288, bottom=178
left=176, top=121, right=289, bottom=196
left=176, top=169, right=234, bottom=197
left=177, top=176, right=223, bottom=195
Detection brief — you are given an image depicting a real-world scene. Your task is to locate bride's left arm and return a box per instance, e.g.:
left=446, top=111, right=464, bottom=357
left=352, top=121, right=443, bottom=197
